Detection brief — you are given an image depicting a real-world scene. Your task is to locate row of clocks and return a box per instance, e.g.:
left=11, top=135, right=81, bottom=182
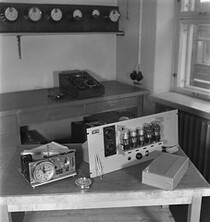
left=1, top=6, right=120, bottom=23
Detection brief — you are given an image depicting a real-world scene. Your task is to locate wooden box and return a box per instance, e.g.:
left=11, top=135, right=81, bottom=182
left=142, top=152, right=189, bottom=190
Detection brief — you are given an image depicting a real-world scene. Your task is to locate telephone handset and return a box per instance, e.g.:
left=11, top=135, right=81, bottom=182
left=59, top=71, right=105, bottom=99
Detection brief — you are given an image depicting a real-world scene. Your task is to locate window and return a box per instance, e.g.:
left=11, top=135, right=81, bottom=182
left=174, top=0, right=210, bottom=100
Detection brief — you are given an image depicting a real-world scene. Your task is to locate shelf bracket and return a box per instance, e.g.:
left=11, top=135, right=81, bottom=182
left=16, top=35, right=22, bottom=59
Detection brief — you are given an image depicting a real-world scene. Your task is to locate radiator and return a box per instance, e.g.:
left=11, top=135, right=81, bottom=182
left=178, top=111, right=210, bottom=182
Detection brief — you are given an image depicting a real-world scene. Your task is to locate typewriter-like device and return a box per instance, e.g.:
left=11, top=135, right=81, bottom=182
left=20, top=142, right=76, bottom=188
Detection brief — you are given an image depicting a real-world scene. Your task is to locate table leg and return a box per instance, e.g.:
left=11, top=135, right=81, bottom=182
left=187, top=195, right=202, bottom=222
left=0, top=204, right=12, bottom=222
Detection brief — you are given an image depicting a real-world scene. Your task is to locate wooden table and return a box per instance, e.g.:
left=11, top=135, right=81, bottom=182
left=0, top=145, right=210, bottom=222
left=0, top=81, right=149, bottom=177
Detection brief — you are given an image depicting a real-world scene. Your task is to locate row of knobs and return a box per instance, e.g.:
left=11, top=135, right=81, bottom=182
left=1, top=6, right=120, bottom=23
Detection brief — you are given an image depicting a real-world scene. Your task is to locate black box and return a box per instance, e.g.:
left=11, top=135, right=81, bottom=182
left=59, top=71, right=105, bottom=99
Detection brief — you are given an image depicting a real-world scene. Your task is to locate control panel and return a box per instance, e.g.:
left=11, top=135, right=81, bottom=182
left=85, top=110, right=179, bottom=178
left=0, top=3, right=121, bottom=33
left=59, top=70, right=105, bottom=99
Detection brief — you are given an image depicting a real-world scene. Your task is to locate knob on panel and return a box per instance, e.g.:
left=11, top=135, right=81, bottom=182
left=136, top=153, right=143, bottom=160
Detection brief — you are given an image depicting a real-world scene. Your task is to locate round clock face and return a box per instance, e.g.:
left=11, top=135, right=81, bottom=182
left=4, top=7, right=19, bottom=22
left=33, top=161, right=55, bottom=183
left=28, top=7, right=42, bottom=22
left=73, top=9, right=83, bottom=20
left=50, top=8, right=63, bottom=22
left=109, top=9, right=120, bottom=22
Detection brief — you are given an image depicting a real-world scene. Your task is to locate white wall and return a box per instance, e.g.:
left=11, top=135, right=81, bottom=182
left=153, top=0, right=175, bottom=94
left=140, top=0, right=175, bottom=96
left=142, top=0, right=175, bottom=114
left=116, top=0, right=175, bottom=114
left=0, top=0, right=176, bottom=139
left=116, top=0, right=140, bottom=84
left=0, top=0, right=118, bottom=93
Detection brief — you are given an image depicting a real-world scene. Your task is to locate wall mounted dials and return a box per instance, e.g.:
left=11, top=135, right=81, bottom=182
left=73, top=9, right=83, bottom=20
left=50, top=8, right=62, bottom=22
left=92, top=9, right=100, bottom=18
left=0, top=3, right=122, bottom=34
left=2, top=7, right=19, bottom=22
left=28, top=7, right=42, bottom=22
left=33, top=161, right=55, bottom=183
left=109, top=9, right=120, bottom=22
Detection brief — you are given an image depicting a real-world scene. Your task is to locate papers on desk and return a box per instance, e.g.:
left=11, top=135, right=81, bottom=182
left=21, top=141, right=74, bottom=160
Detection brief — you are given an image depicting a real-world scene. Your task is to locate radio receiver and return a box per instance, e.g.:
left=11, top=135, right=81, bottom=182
left=83, top=110, right=179, bottom=178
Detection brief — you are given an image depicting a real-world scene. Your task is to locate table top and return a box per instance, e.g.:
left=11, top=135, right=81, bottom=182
left=0, top=81, right=149, bottom=114
left=1, top=144, right=210, bottom=211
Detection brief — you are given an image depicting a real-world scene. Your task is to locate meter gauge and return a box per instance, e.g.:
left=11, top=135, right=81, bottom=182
left=33, top=161, right=55, bottom=183
left=92, top=9, right=100, bottom=19
left=1, top=7, right=19, bottom=22
left=28, top=7, right=42, bottom=22
left=109, top=9, right=120, bottom=22
left=73, top=9, right=83, bottom=20
left=50, top=8, right=63, bottom=22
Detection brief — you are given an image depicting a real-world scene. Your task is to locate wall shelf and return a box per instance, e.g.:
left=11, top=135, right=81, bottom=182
left=0, top=31, right=125, bottom=36
left=0, top=3, right=122, bottom=34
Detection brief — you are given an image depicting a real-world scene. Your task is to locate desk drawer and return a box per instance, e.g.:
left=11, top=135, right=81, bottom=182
left=19, top=105, right=84, bottom=126
left=85, top=97, right=139, bottom=114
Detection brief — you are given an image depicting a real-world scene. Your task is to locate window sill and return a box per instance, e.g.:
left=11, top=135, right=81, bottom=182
left=148, top=92, right=210, bottom=120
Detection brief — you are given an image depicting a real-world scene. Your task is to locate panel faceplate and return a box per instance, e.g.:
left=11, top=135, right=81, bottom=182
left=0, top=3, right=120, bottom=33
left=86, top=110, right=178, bottom=178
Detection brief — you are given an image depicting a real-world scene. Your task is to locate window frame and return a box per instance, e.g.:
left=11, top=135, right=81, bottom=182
left=172, top=0, right=210, bottom=101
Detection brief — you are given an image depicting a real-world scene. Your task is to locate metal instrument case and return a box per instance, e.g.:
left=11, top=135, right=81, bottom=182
left=142, top=152, right=189, bottom=190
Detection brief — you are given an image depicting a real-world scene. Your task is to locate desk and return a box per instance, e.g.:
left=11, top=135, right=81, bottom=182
left=0, top=145, right=210, bottom=222
left=0, top=80, right=149, bottom=135
left=0, top=81, right=149, bottom=176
